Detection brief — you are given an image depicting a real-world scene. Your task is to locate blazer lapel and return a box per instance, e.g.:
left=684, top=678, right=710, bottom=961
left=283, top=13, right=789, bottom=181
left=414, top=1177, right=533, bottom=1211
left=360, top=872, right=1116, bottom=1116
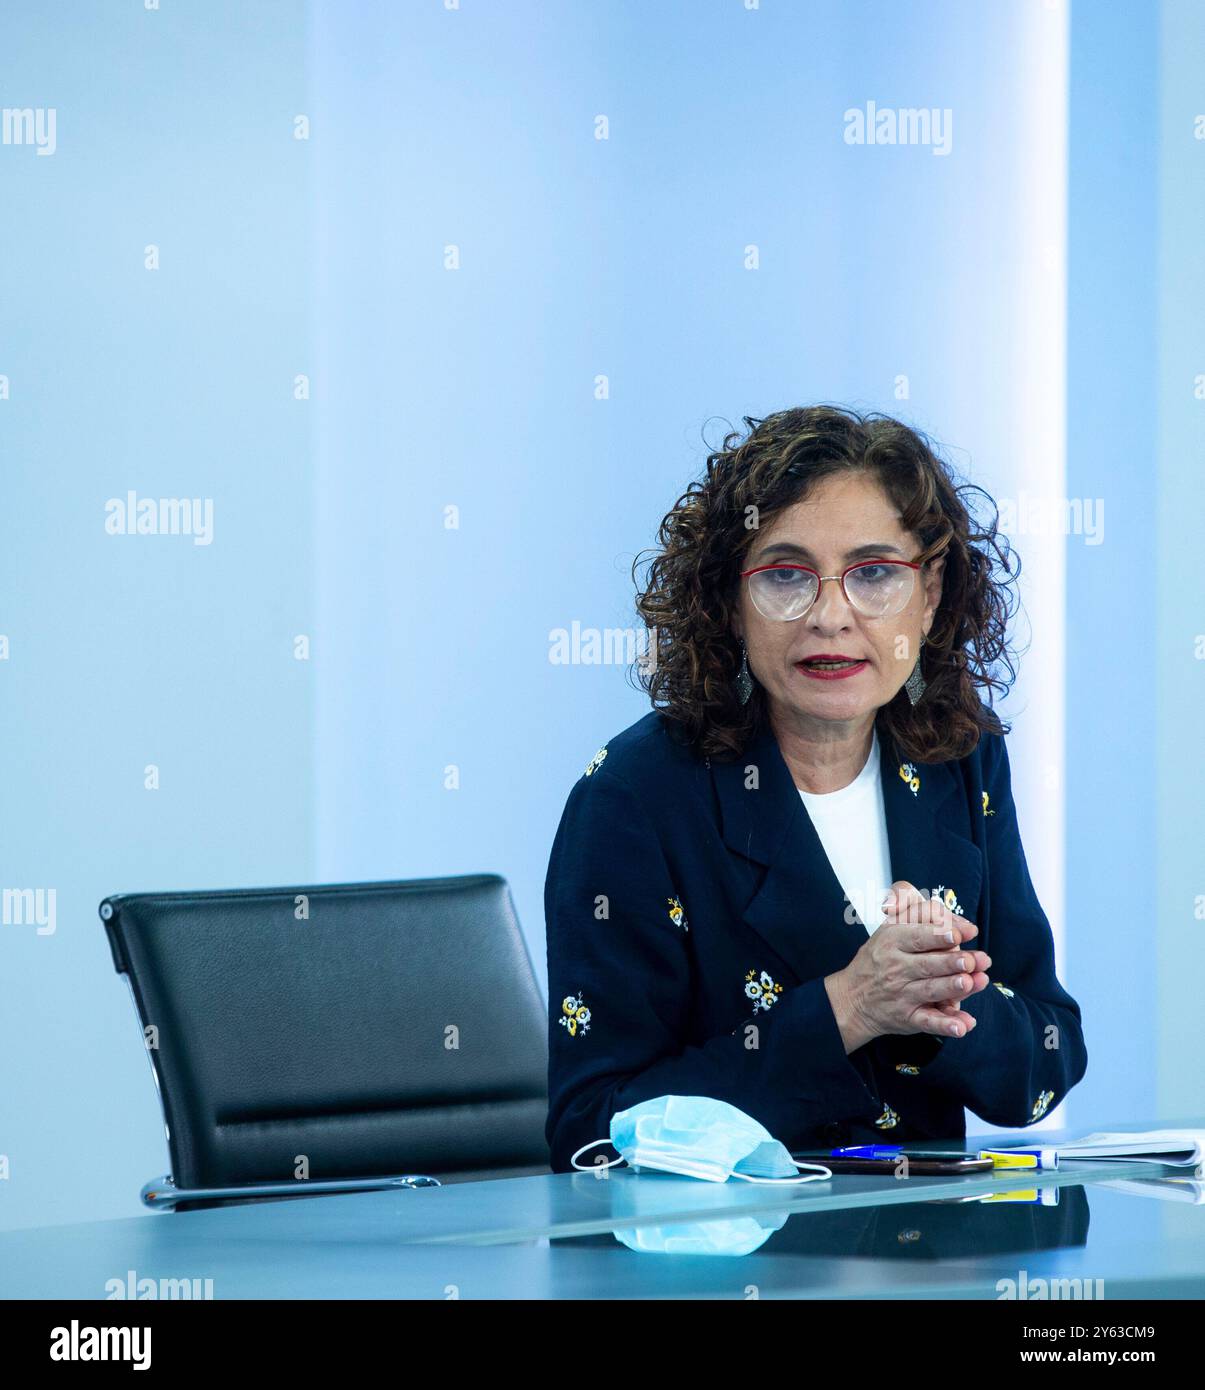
left=878, top=729, right=985, bottom=929
left=712, top=719, right=985, bottom=988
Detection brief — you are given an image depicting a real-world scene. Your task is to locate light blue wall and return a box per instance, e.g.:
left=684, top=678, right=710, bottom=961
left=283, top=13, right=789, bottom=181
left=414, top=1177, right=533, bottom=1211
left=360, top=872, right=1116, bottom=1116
left=1, top=0, right=1195, bottom=1233
left=1154, top=0, right=1205, bottom=1120
left=0, top=1, right=314, bottom=1230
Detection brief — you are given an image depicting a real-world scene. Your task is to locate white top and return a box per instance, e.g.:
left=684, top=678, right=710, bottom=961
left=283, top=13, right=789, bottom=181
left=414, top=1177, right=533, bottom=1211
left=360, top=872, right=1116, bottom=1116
left=798, top=728, right=894, bottom=933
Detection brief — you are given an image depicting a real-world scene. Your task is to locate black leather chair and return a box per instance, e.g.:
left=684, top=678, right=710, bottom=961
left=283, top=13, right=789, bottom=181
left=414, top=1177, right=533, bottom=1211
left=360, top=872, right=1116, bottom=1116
left=99, top=874, right=551, bottom=1209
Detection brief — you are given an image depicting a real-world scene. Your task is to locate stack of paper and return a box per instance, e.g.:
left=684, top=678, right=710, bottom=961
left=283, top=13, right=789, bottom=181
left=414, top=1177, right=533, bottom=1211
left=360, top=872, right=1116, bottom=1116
left=1055, top=1129, right=1205, bottom=1174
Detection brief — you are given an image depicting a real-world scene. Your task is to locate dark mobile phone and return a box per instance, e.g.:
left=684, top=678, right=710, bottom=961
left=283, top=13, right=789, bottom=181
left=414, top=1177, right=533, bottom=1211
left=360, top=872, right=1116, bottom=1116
left=794, top=1150, right=994, bottom=1175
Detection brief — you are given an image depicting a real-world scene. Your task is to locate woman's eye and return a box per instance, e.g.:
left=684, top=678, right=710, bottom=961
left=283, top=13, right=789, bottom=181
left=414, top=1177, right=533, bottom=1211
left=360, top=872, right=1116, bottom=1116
left=855, top=564, right=891, bottom=584
left=766, top=568, right=803, bottom=585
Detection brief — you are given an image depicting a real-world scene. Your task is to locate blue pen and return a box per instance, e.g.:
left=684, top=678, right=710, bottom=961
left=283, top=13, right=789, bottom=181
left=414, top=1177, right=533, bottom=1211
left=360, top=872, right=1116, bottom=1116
left=831, top=1145, right=903, bottom=1159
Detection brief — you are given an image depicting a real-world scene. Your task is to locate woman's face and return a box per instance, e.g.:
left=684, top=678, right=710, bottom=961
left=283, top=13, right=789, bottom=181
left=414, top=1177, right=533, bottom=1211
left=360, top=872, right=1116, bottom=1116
left=733, top=471, right=945, bottom=734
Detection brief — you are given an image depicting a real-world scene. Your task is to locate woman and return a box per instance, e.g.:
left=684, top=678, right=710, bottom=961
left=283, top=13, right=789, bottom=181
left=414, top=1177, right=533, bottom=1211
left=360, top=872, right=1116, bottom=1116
left=543, top=405, right=1087, bottom=1171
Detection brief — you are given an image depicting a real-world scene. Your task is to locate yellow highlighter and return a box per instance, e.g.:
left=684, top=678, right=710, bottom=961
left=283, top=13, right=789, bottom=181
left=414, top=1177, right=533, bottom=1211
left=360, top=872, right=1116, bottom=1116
left=978, top=1147, right=1058, bottom=1171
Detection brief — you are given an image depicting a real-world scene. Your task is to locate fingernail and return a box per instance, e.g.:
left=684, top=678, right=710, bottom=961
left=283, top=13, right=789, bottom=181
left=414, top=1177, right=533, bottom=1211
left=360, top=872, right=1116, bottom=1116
left=949, top=1023, right=963, bottom=1037
left=934, top=928, right=955, bottom=943
left=958, top=956, right=969, bottom=971
left=882, top=890, right=897, bottom=909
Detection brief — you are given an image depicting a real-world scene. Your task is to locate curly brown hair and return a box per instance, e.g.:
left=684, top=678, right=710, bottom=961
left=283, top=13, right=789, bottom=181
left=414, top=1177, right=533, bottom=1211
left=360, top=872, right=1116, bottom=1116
left=631, top=405, right=1020, bottom=765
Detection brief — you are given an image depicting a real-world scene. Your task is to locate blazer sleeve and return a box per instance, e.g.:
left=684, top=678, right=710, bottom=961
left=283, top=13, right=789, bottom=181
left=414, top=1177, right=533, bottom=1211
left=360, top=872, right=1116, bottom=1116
left=898, top=727, right=1088, bottom=1127
left=543, top=762, right=885, bottom=1171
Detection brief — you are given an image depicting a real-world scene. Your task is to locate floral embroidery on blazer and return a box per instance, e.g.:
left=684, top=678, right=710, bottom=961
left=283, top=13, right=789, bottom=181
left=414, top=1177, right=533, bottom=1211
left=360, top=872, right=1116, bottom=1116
left=993, top=982, right=1015, bottom=998
left=895, top=1064, right=921, bottom=1076
left=875, top=1104, right=900, bottom=1130
left=559, top=992, right=591, bottom=1037
left=932, top=884, right=963, bottom=916
left=982, top=790, right=995, bottom=816
left=899, top=762, right=920, bottom=795
left=1030, top=1089, right=1056, bottom=1122
left=584, top=747, right=608, bottom=777
left=667, top=896, right=688, bottom=931
left=745, top=969, right=782, bottom=1012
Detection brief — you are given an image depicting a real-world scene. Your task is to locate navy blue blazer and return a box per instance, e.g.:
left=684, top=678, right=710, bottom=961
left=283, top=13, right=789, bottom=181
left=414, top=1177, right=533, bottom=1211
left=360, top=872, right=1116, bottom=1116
left=543, top=709, right=1087, bottom=1171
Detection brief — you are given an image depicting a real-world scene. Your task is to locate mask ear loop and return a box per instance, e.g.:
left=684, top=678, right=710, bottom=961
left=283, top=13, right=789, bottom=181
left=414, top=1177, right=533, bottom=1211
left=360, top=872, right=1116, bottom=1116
left=729, top=1161, right=833, bottom=1185
left=570, top=1138, right=627, bottom=1172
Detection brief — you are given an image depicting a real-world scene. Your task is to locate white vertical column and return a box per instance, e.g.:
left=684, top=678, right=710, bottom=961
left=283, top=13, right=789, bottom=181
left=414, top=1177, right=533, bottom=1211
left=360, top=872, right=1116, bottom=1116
left=1008, top=0, right=1069, bottom=1131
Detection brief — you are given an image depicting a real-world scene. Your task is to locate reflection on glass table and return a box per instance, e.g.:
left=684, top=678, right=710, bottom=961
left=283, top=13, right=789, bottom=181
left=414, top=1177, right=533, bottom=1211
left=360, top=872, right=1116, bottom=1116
left=549, top=1182, right=1088, bottom=1258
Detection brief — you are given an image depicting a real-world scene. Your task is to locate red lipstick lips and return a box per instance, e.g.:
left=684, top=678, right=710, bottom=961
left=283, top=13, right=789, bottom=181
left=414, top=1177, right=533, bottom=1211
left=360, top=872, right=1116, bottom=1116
left=796, top=654, right=868, bottom=681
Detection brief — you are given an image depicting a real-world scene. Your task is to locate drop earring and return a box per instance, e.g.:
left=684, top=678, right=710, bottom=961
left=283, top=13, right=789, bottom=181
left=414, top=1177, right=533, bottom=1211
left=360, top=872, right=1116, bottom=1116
left=735, top=638, right=753, bottom=706
left=905, top=635, right=927, bottom=706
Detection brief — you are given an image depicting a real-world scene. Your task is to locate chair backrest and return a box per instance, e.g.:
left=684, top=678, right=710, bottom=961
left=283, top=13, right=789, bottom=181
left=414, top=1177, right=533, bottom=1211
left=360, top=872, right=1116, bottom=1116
left=100, top=874, right=550, bottom=1189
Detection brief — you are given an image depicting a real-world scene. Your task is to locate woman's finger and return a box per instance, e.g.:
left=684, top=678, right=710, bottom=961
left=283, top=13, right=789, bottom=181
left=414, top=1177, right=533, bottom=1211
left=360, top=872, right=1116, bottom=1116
left=882, top=881, right=928, bottom=924
left=914, top=949, right=979, bottom=979
left=882, top=904, right=980, bottom=947
left=911, top=1006, right=977, bottom=1039
left=907, top=972, right=976, bottom=1005
left=893, top=921, right=963, bottom=953
left=932, top=901, right=980, bottom=942
left=935, top=900, right=981, bottom=943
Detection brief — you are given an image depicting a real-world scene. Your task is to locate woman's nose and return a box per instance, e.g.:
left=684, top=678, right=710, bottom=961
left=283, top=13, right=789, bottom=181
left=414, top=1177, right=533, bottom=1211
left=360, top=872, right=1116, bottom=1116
left=808, top=574, right=854, bottom=627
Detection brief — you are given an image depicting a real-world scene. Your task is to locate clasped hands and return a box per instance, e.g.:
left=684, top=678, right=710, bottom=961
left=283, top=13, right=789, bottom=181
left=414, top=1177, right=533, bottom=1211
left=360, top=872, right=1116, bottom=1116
left=824, top=880, right=991, bottom=1055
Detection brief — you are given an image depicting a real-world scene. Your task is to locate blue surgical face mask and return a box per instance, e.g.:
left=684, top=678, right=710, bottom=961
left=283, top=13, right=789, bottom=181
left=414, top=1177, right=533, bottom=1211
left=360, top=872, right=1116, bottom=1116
left=570, top=1094, right=832, bottom=1185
